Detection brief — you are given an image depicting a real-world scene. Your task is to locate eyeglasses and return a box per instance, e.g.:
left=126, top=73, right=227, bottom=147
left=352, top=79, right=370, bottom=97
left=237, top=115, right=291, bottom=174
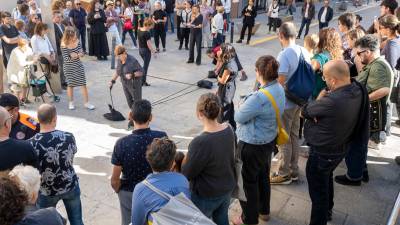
left=357, top=49, right=368, bottom=56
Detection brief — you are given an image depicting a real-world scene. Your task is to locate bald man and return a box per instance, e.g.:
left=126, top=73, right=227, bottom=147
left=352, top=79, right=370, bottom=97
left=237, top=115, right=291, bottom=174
left=301, top=60, right=369, bottom=225
left=0, top=106, right=38, bottom=171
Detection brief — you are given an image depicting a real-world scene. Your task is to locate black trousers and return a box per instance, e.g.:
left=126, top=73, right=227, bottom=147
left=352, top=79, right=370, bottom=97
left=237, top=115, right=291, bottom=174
left=239, top=140, right=274, bottom=225
left=139, top=48, right=151, bottom=83
left=77, top=26, right=86, bottom=52
left=121, top=29, right=137, bottom=46
left=240, top=23, right=253, bottom=42
left=319, top=22, right=329, bottom=30
left=298, top=18, right=312, bottom=38
left=268, top=17, right=278, bottom=32
left=306, top=147, right=346, bottom=225
left=176, top=15, right=182, bottom=40
left=188, top=30, right=202, bottom=64
left=122, top=78, right=142, bottom=109
left=154, top=27, right=166, bottom=49
left=180, top=28, right=190, bottom=48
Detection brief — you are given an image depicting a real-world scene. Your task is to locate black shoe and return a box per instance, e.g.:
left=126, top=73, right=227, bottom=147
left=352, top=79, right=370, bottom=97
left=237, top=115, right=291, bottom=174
left=246, top=40, right=250, bottom=45
left=395, top=156, right=400, bottom=165
left=187, top=60, right=194, bottom=63
left=179, top=46, right=182, bottom=50
left=185, top=47, right=189, bottom=50
left=327, top=210, right=332, bottom=221
left=236, top=39, right=242, bottom=43
left=334, top=175, right=361, bottom=186
left=103, top=56, right=108, bottom=60
left=155, top=48, right=160, bottom=53
left=97, top=56, right=102, bottom=60
left=142, top=82, right=150, bottom=86
left=196, top=62, right=201, bottom=65
left=362, top=170, right=369, bottom=183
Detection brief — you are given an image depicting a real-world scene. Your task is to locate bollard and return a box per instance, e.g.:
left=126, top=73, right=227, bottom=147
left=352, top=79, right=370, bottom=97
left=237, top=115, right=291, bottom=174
left=230, top=22, right=234, bottom=44
left=111, top=36, right=116, bottom=69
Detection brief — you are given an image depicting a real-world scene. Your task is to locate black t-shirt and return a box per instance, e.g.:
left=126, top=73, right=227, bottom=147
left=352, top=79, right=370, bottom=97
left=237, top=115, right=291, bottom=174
left=0, top=24, right=19, bottom=56
left=0, top=138, right=38, bottom=171
left=152, top=10, right=167, bottom=30
left=191, top=14, right=203, bottom=33
left=138, top=30, right=151, bottom=49
left=181, top=126, right=236, bottom=198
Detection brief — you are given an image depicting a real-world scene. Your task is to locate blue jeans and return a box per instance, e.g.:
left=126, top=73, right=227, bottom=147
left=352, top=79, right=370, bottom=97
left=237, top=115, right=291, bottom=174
left=298, top=18, right=311, bottom=38
left=345, top=137, right=368, bottom=180
left=306, top=148, right=346, bottom=225
left=165, top=13, right=175, bottom=33
left=77, top=26, right=86, bottom=52
left=191, top=192, right=231, bottom=225
left=38, top=184, right=84, bottom=225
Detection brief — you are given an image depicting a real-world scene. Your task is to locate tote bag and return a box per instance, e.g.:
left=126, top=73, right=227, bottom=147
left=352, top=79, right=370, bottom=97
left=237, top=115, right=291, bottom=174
left=143, top=180, right=216, bottom=225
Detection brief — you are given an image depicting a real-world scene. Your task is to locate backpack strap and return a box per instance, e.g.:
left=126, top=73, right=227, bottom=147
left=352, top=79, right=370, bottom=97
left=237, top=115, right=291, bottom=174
left=143, top=180, right=172, bottom=201
left=259, top=88, right=284, bottom=132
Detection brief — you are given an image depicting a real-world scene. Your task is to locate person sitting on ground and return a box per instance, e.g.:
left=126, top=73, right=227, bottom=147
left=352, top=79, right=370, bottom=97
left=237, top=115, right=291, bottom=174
left=7, top=38, right=37, bottom=105
left=303, top=33, right=319, bottom=58
left=182, top=93, right=235, bottom=225
left=29, top=104, right=85, bottom=225
left=302, top=60, right=367, bottom=224
left=131, top=137, right=190, bottom=225
left=111, top=99, right=167, bottom=225
left=9, top=165, right=67, bottom=225
left=0, top=93, right=40, bottom=140
left=0, top=106, right=38, bottom=171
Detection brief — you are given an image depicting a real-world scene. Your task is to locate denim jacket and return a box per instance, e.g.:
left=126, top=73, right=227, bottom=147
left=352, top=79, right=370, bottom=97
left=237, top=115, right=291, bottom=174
left=235, top=80, right=285, bottom=145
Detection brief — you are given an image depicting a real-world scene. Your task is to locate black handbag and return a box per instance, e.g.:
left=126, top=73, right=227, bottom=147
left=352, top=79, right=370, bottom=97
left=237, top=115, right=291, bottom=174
left=369, top=99, right=385, bottom=132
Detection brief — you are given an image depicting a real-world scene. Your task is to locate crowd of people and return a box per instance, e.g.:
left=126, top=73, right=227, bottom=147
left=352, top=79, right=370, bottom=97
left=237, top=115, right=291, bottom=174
left=1, top=0, right=400, bottom=225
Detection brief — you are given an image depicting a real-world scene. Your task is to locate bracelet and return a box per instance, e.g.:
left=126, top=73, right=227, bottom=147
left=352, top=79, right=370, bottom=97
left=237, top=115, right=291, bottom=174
left=111, top=80, right=116, bottom=84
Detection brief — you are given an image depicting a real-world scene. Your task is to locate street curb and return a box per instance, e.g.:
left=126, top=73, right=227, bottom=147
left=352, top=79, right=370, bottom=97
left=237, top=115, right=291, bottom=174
left=248, top=3, right=378, bottom=46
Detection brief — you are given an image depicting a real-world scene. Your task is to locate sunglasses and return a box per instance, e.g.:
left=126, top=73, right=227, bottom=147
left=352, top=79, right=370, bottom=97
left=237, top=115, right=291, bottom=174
left=76, top=3, right=81, bottom=5
left=357, top=49, right=368, bottom=56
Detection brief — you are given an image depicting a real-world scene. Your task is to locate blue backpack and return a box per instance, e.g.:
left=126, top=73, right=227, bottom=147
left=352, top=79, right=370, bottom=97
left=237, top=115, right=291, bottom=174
left=285, top=51, right=316, bottom=106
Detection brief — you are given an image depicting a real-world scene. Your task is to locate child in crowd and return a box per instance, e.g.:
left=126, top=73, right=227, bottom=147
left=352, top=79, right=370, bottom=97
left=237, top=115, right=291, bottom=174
left=303, top=34, right=319, bottom=57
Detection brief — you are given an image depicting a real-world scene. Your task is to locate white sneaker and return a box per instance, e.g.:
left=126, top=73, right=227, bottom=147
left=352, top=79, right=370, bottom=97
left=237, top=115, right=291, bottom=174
left=84, top=103, right=95, bottom=110
left=69, top=102, right=75, bottom=110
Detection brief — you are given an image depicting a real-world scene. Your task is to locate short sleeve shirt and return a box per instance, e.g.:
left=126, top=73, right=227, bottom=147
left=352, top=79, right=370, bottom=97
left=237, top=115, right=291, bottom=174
left=111, top=128, right=167, bottom=192
left=152, top=10, right=167, bottom=30
left=138, top=30, right=151, bottom=49
left=277, top=44, right=311, bottom=109
left=30, top=130, right=78, bottom=196
left=0, top=24, right=19, bottom=56
left=69, top=8, right=87, bottom=28
left=356, top=57, right=393, bottom=94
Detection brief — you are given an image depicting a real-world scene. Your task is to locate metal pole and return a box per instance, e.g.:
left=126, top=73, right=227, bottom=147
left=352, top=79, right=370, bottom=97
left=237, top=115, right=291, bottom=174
left=230, top=22, right=234, bottom=44
left=111, top=37, right=116, bottom=69
left=387, top=191, right=400, bottom=225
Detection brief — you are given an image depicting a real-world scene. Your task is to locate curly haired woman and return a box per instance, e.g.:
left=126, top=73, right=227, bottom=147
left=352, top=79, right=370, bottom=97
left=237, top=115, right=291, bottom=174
left=0, top=176, right=28, bottom=225
left=311, top=27, right=343, bottom=98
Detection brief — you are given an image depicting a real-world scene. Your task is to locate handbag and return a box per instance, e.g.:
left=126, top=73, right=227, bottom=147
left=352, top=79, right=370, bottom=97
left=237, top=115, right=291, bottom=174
left=142, top=180, right=216, bottom=225
left=123, top=18, right=133, bottom=30
left=259, top=88, right=289, bottom=145
left=228, top=125, right=246, bottom=202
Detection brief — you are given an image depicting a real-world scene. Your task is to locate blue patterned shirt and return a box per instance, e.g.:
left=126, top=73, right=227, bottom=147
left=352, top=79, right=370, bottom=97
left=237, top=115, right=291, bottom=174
left=111, top=128, right=167, bottom=192
left=30, top=130, right=78, bottom=196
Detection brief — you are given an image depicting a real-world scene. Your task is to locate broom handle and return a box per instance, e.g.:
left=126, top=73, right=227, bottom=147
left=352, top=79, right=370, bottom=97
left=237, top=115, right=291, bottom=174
left=109, top=88, right=115, bottom=108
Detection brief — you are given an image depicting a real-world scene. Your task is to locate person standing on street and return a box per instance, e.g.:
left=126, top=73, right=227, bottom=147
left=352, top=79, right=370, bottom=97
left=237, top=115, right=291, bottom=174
left=236, top=0, right=256, bottom=44
left=297, top=0, right=315, bottom=39
left=335, top=35, right=394, bottom=185
left=317, top=0, right=333, bottom=30
left=267, top=0, right=279, bottom=34
left=87, top=0, right=110, bottom=61
left=111, top=99, right=167, bottom=225
left=179, top=1, right=192, bottom=50
left=152, top=1, right=167, bottom=52
left=69, top=0, right=88, bottom=53
left=164, top=0, right=175, bottom=33
left=270, top=22, right=311, bottom=185
left=105, top=0, right=122, bottom=46
left=30, top=104, right=84, bottom=225
left=138, top=18, right=156, bottom=87
left=53, top=12, right=67, bottom=89
left=200, top=0, right=213, bottom=48
left=109, top=45, right=143, bottom=109
left=175, top=0, right=186, bottom=41
left=0, top=11, right=20, bottom=69
left=187, top=4, right=203, bottom=65
left=302, top=60, right=367, bottom=225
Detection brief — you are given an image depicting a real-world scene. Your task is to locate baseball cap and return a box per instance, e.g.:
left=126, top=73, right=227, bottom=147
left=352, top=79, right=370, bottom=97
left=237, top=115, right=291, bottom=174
left=0, top=93, right=20, bottom=108
left=106, top=0, right=114, bottom=5
left=380, top=0, right=398, bottom=11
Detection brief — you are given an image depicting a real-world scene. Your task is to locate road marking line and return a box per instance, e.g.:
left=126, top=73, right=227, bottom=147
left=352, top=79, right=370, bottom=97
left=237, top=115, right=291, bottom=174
left=249, top=4, right=377, bottom=46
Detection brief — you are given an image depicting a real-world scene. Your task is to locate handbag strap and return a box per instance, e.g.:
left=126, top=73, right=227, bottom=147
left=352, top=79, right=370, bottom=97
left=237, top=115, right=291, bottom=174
left=142, top=179, right=171, bottom=201
left=259, top=88, right=283, bottom=130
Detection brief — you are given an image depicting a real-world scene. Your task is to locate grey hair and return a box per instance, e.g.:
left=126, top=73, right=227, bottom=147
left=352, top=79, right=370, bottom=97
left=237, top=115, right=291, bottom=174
left=279, top=22, right=297, bottom=39
left=146, top=138, right=177, bottom=172
left=354, top=34, right=380, bottom=52
left=9, top=165, right=41, bottom=201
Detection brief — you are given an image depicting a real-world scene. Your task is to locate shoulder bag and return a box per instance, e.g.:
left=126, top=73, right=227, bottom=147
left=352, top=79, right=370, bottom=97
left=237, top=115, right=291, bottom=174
left=259, top=88, right=289, bottom=145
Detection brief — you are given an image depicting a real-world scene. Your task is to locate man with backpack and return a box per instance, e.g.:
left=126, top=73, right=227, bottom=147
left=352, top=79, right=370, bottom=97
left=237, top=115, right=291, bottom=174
left=271, top=22, right=313, bottom=185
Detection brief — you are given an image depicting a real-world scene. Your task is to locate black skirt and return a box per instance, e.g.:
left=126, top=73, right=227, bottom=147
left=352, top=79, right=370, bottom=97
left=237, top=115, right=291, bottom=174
left=89, top=32, right=110, bottom=57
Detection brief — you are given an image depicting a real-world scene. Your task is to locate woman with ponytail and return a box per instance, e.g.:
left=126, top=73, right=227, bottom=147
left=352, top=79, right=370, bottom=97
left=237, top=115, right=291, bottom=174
left=182, top=93, right=236, bottom=225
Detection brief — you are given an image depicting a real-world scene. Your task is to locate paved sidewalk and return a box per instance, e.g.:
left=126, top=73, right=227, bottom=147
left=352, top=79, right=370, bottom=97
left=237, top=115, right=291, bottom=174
left=12, top=3, right=400, bottom=225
